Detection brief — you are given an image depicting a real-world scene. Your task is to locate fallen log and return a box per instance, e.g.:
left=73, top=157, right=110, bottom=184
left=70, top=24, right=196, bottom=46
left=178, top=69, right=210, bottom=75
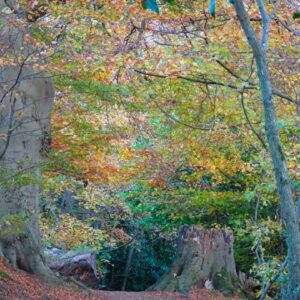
left=45, top=248, right=99, bottom=287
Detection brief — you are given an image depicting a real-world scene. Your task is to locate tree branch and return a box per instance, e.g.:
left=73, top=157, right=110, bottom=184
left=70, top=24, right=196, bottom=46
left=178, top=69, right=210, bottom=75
left=133, top=68, right=255, bottom=90
left=134, top=69, right=300, bottom=105
left=0, top=94, right=17, bottom=160
left=240, top=91, right=268, bottom=150
left=233, top=0, right=261, bottom=56
left=274, top=16, right=300, bottom=37
left=259, top=256, right=288, bottom=300
left=272, top=89, right=300, bottom=105
left=153, top=100, right=212, bottom=130
left=256, top=0, right=270, bottom=52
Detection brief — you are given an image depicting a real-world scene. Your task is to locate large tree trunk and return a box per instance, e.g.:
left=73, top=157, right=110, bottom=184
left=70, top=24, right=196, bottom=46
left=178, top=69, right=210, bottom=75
left=233, top=1, right=300, bottom=298
left=0, top=2, right=54, bottom=277
left=150, top=226, right=238, bottom=296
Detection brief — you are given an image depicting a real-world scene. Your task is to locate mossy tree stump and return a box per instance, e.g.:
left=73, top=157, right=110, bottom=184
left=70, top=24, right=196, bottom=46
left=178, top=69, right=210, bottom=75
left=149, top=226, right=238, bottom=296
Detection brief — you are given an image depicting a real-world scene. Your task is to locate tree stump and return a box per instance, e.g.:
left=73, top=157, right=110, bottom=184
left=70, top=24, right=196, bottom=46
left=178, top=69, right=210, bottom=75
left=149, top=226, right=238, bottom=296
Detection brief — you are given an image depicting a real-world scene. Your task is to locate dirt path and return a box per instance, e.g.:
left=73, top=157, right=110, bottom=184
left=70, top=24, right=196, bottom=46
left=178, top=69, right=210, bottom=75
left=0, top=262, right=235, bottom=300
left=96, top=290, right=227, bottom=300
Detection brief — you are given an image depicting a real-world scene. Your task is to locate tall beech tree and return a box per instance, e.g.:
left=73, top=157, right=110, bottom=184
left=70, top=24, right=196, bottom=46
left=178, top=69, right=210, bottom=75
left=0, top=1, right=54, bottom=276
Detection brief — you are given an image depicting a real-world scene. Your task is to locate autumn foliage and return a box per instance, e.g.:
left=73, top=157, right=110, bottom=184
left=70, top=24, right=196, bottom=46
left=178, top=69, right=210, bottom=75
left=1, top=0, right=299, bottom=298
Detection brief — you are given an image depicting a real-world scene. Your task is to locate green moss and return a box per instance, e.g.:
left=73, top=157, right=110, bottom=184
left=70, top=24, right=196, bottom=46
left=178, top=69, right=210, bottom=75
left=212, top=268, right=235, bottom=297
left=0, top=213, right=29, bottom=241
left=237, top=288, right=251, bottom=300
left=0, top=271, right=12, bottom=281
left=168, top=278, right=180, bottom=292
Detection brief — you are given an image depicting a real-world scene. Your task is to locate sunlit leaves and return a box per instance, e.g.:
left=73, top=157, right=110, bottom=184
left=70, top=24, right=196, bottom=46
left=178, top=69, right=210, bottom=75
left=40, top=213, right=107, bottom=251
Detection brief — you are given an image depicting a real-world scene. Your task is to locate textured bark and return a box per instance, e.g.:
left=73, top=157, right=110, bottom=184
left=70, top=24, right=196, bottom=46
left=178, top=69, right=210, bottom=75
left=0, top=3, right=54, bottom=277
left=233, top=1, right=300, bottom=298
left=150, top=226, right=237, bottom=296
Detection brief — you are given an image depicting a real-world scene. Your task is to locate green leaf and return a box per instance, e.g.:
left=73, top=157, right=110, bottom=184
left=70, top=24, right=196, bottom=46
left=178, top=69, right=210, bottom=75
left=244, top=191, right=255, bottom=202
left=209, top=0, right=216, bottom=17
left=141, top=0, right=147, bottom=9
left=293, top=12, right=300, bottom=19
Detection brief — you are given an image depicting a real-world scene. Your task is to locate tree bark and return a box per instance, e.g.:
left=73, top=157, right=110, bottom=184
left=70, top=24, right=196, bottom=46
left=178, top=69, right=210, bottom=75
left=233, top=1, right=300, bottom=298
left=0, top=3, right=54, bottom=277
left=150, top=226, right=238, bottom=296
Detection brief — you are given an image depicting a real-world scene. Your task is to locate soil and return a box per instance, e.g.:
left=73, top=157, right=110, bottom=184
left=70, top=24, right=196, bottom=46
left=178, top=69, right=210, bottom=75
left=0, top=261, right=238, bottom=300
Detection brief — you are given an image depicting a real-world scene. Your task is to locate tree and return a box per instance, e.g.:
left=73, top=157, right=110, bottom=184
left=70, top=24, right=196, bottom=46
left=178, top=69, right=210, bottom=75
left=0, top=1, right=54, bottom=276
left=231, top=1, right=300, bottom=298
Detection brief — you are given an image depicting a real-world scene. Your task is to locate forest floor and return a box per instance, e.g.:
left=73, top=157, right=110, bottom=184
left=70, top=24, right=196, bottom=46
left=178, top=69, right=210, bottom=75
left=0, top=261, right=236, bottom=300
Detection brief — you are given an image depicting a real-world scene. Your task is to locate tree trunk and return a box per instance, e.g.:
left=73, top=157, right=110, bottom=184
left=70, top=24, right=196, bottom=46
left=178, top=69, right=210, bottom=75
left=150, top=226, right=238, bottom=296
left=122, top=247, right=134, bottom=291
left=256, top=54, right=300, bottom=300
left=0, top=3, right=54, bottom=277
left=233, top=1, right=300, bottom=298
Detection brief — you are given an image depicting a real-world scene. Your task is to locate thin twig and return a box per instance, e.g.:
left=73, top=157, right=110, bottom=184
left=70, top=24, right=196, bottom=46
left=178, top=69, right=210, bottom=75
left=0, top=94, right=17, bottom=160
left=240, top=91, right=268, bottom=150
left=153, top=101, right=212, bottom=131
